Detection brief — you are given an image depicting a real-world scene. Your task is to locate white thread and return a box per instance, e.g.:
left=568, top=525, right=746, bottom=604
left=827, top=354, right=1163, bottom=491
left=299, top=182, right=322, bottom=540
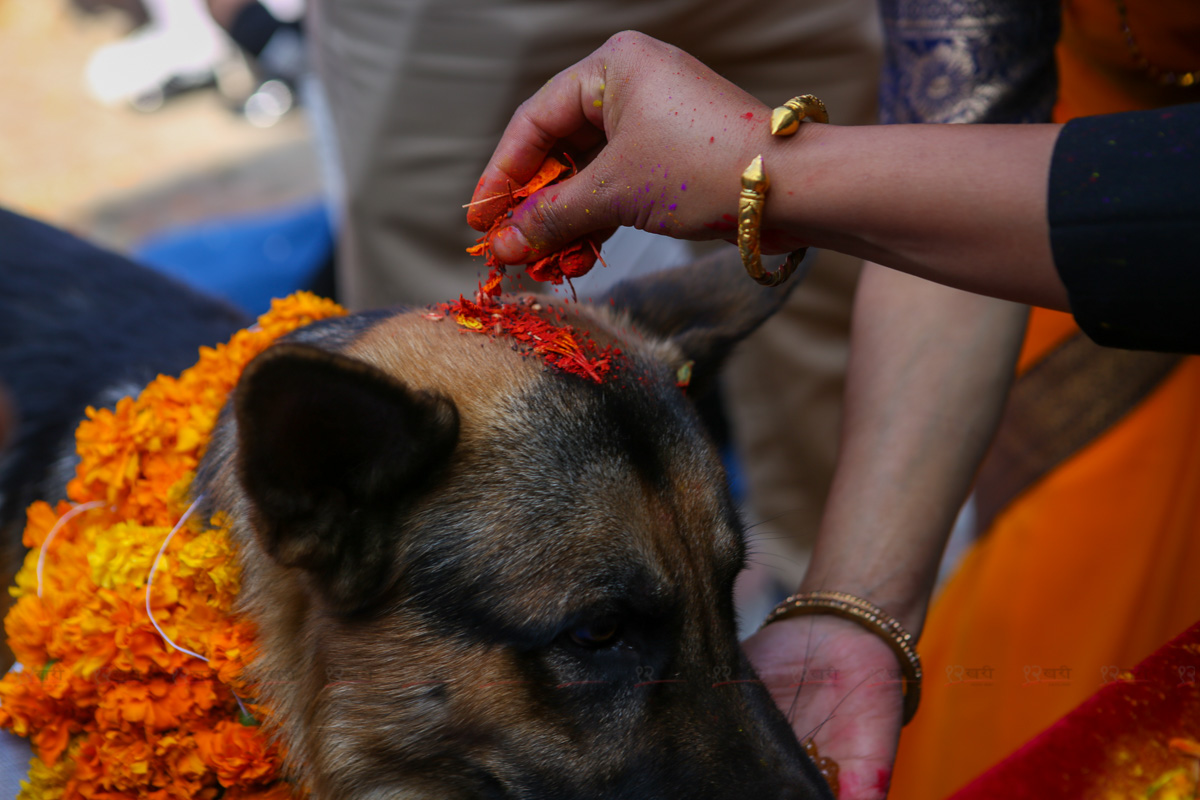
left=41, top=493, right=255, bottom=719
left=143, top=494, right=255, bottom=720
left=37, top=500, right=106, bottom=598
left=145, top=495, right=208, bottom=662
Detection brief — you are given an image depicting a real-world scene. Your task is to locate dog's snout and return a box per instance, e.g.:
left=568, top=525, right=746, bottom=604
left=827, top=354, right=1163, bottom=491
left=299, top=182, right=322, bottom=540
left=752, top=754, right=837, bottom=800
left=779, top=784, right=831, bottom=800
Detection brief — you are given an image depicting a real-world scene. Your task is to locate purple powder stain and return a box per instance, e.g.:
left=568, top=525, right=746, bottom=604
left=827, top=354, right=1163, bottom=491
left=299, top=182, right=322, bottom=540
left=668, top=203, right=677, bottom=211
left=680, top=183, right=687, bottom=191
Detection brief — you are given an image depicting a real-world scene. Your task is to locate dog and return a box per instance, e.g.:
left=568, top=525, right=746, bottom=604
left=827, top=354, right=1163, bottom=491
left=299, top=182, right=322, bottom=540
left=0, top=207, right=833, bottom=799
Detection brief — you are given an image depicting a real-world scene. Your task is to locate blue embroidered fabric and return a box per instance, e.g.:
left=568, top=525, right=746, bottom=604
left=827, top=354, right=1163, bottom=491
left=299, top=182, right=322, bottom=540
left=879, top=0, right=1061, bottom=124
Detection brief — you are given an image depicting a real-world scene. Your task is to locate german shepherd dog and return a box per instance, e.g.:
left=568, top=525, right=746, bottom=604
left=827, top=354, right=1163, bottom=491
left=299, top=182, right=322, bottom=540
left=0, top=208, right=833, bottom=799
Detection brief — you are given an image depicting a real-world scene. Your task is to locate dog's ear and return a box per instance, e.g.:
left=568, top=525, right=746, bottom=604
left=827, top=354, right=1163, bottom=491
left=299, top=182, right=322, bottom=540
left=234, top=343, right=459, bottom=612
left=601, top=249, right=809, bottom=395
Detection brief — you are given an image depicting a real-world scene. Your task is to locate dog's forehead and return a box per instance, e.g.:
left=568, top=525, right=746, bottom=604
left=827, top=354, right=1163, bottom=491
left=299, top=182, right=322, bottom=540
left=347, top=309, right=744, bottom=625
left=344, top=305, right=694, bottom=459
left=346, top=311, right=543, bottom=428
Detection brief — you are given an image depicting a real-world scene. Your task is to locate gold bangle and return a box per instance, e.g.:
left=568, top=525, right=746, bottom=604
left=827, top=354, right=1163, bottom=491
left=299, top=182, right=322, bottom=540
left=760, top=590, right=923, bottom=724
left=770, top=93, right=829, bottom=135
left=737, top=94, right=828, bottom=287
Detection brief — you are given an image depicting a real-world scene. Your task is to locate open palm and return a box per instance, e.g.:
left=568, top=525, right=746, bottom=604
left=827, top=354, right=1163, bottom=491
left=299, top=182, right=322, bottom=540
left=742, top=615, right=906, bottom=799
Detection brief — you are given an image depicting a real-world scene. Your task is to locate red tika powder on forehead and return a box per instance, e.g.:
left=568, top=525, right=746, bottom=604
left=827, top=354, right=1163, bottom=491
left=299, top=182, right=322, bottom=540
left=438, top=156, right=618, bottom=383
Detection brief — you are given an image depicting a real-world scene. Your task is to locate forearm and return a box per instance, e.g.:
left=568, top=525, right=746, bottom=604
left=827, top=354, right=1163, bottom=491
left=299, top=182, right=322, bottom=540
left=799, top=264, right=1028, bottom=636
left=473, top=32, right=1070, bottom=312
left=763, top=122, right=1067, bottom=310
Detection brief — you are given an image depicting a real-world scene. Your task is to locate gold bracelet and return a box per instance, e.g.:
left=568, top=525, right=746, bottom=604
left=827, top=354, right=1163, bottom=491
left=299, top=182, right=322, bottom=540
left=760, top=590, right=923, bottom=724
left=737, top=94, right=828, bottom=287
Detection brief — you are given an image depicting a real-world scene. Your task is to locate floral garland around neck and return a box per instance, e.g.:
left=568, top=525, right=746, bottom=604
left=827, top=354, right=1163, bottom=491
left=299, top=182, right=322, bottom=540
left=0, top=292, right=346, bottom=800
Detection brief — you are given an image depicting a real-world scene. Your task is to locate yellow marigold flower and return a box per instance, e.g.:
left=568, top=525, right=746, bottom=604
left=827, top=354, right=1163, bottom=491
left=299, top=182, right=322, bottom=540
left=87, top=522, right=167, bottom=591
left=16, top=752, right=71, bottom=800
left=177, top=527, right=241, bottom=606
left=11, top=547, right=42, bottom=600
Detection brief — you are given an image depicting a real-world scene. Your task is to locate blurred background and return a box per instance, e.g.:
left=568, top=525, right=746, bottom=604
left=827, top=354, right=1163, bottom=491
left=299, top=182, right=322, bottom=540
left=0, top=0, right=320, bottom=267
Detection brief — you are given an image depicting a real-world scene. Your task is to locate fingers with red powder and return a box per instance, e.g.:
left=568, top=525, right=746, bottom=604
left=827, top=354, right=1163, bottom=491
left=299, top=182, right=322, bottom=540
left=469, top=32, right=784, bottom=267
left=468, top=55, right=608, bottom=234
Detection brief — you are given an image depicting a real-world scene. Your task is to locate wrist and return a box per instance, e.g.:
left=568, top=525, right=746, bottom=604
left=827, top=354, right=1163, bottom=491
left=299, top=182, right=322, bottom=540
left=762, top=590, right=924, bottom=723
left=795, top=569, right=933, bottom=641
left=800, top=494, right=949, bottom=642
left=754, top=120, right=836, bottom=254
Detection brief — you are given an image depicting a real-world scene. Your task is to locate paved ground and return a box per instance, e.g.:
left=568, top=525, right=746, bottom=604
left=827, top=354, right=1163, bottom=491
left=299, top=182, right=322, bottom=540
left=0, top=1, right=320, bottom=252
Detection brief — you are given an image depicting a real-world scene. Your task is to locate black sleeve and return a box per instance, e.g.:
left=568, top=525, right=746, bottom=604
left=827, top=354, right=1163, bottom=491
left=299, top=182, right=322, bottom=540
left=1049, top=102, right=1200, bottom=353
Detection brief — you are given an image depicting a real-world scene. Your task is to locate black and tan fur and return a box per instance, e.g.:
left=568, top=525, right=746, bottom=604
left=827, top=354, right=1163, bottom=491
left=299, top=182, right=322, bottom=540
left=0, top=208, right=832, bottom=799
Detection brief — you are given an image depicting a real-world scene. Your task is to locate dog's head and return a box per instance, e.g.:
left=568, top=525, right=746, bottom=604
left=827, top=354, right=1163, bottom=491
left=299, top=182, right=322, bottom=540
left=197, top=253, right=832, bottom=799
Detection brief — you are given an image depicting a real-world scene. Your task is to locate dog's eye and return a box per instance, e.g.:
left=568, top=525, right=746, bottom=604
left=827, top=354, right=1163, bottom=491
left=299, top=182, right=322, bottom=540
left=568, top=620, right=619, bottom=648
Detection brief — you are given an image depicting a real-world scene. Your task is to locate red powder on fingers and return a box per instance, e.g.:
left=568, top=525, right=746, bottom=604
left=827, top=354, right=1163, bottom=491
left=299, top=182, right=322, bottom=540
left=512, top=157, right=569, bottom=200
left=527, top=239, right=598, bottom=284
left=450, top=155, right=617, bottom=383
left=465, top=154, right=602, bottom=283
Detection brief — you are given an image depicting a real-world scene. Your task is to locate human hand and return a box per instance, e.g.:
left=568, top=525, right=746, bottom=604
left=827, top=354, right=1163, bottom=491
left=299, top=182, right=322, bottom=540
left=468, top=32, right=811, bottom=266
left=742, top=615, right=906, bottom=800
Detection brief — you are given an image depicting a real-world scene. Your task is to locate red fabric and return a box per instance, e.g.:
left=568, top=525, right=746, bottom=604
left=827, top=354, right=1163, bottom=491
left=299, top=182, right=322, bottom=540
left=949, top=620, right=1200, bottom=799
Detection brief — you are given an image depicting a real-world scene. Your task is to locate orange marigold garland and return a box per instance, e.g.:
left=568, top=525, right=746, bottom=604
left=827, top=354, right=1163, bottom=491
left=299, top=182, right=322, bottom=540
left=0, top=292, right=346, bottom=800
left=456, top=155, right=620, bottom=383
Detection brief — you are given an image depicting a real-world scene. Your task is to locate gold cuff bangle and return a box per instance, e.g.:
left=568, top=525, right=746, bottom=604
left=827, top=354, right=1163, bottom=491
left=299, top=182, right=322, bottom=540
left=738, top=94, right=828, bottom=287
left=770, top=93, right=829, bottom=135
left=760, top=590, right=923, bottom=724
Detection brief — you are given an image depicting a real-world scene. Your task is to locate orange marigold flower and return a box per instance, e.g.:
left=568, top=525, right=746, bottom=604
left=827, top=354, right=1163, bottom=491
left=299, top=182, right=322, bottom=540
left=94, top=676, right=221, bottom=734
left=21, top=500, right=64, bottom=550
left=5, top=595, right=58, bottom=670
left=195, top=719, right=284, bottom=787
left=0, top=669, right=81, bottom=767
left=206, top=623, right=260, bottom=689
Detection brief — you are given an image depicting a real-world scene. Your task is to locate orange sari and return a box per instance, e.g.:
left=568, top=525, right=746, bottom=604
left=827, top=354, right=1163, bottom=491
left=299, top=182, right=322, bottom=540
left=889, top=2, right=1200, bottom=797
